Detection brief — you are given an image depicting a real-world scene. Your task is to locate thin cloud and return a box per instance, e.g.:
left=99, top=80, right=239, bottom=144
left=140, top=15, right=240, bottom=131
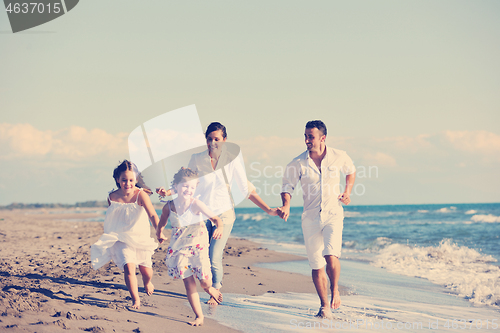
left=363, top=152, right=397, bottom=167
left=445, top=130, right=500, bottom=155
left=0, top=123, right=128, bottom=161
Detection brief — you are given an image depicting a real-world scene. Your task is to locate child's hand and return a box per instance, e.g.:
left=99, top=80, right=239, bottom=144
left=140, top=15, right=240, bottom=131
left=267, top=208, right=279, bottom=216
left=156, top=187, right=171, bottom=197
left=157, top=231, right=167, bottom=244
left=212, top=226, right=224, bottom=240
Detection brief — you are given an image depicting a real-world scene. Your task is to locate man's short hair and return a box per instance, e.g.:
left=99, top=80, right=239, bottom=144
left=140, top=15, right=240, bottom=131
left=305, top=120, right=327, bottom=136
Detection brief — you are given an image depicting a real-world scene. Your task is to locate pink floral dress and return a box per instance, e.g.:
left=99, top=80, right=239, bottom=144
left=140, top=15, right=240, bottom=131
left=165, top=200, right=212, bottom=281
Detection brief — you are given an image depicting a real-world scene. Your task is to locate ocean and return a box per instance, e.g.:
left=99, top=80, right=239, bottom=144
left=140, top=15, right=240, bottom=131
left=203, top=203, right=500, bottom=332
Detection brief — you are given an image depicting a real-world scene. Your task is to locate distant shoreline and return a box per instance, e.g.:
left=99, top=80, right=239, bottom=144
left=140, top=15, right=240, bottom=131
left=2, top=201, right=499, bottom=210
left=0, top=201, right=108, bottom=210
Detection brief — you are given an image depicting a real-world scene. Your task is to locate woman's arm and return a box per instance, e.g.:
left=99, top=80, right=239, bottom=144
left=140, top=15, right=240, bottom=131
left=248, top=190, right=278, bottom=216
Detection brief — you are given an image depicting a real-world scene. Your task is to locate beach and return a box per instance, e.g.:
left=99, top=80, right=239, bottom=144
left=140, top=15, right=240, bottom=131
left=2, top=204, right=499, bottom=333
left=0, top=208, right=343, bottom=332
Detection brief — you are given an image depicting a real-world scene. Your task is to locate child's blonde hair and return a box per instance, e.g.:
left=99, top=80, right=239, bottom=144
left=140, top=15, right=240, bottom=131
left=171, top=167, right=198, bottom=189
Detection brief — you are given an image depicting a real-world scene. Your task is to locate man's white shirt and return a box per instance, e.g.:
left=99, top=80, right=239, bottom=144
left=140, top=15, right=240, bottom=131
left=282, top=146, right=356, bottom=221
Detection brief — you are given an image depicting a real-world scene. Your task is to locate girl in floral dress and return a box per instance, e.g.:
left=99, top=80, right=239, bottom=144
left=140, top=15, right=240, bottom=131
left=156, top=167, right=223, bottom=326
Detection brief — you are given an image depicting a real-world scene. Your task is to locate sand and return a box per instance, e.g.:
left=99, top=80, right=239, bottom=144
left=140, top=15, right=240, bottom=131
left=0, top=208, right=347, bottom=332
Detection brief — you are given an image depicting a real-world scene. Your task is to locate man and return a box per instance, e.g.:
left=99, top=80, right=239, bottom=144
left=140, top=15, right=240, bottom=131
left=278, top=120, right=356, bottom=319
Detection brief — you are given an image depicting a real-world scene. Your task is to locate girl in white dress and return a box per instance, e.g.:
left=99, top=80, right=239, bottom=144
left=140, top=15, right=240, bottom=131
left=156, top=167, right=223, bottom=327
left=91, top=160, right=159, bottom=309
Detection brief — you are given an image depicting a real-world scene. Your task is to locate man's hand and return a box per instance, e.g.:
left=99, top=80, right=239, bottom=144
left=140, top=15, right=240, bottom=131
left=338, top=193, right=351, bottom=205
left=277, top=206, right=290, bottom=221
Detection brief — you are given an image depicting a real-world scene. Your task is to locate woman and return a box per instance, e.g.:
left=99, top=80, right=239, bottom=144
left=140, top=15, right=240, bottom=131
left=158, top=122, right=277, bottom=305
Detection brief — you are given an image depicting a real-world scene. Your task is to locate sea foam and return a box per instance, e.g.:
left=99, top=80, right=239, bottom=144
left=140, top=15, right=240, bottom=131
left=436, top=206, right=457, bottom=213
left=373, top=239, right=500, bottom=307
left=470, top=214, right=500, bottom=223
left=238, top=213, right=268, bottom=222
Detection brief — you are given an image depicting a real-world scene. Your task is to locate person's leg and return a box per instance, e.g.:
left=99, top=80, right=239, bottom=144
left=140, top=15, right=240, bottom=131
left=183, top=275, right=204, bottom=326
left=199, top=278, right=223, bottom=304
left=205, top=219, right=217, bottom=305
left=208, top=222, right=233, bottom=288
left=302, top=217, right=332, bottom=318
left=311, top=267, right=332, bottom=318
left=322, top=217, right=344, bottom=310
left=325, top=255, right=341, bottom=309
left=206, top=217, right=233, bottom=304
left=124, top=263, right=140, bottom=309
left=138, top=265, right=154, bottom=296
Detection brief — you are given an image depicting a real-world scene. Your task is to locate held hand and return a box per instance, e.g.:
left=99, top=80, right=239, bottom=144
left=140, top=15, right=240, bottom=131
left=278, top=206, right=290, bottom=221
left=212, top=226, right=224, bottom=240
left=338, top=193, right=351, bottom=205
left=156, top=187, right=172, bottom=197
left=156, top=187, right=166, bottom=196
left=267, top=207, right=279, bottom=216
left=156, top=231, right=167, bottom=244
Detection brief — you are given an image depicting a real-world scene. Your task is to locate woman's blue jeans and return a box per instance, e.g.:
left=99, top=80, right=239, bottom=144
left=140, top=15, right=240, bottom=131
left=205, top=210, right=235, bottom=289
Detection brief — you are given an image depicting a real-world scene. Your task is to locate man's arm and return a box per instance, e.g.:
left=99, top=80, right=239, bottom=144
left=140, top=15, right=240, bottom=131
left=338, top=172, right=356, bottom=205
left=279, top=159, right=301, bottom=221
left=279, top=192, right=292, bottom=221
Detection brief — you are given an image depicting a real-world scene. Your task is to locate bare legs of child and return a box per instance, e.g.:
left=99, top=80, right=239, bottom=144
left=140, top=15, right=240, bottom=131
left=124, top=263, right=154, bottom=309
left=183, top=276, right=223, bottom=326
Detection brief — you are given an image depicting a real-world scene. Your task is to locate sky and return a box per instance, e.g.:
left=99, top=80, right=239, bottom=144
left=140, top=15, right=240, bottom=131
left=1, top=0, right=499, bottom=207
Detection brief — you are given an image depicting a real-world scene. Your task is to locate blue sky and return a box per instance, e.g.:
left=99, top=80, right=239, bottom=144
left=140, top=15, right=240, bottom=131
left=1, top=1, right=499, bottom=206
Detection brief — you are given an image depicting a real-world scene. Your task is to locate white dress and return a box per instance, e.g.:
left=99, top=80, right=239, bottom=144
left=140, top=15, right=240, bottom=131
left=91, top=188, right=158, bottom=270
left=165, top=200, right=212, bottom=281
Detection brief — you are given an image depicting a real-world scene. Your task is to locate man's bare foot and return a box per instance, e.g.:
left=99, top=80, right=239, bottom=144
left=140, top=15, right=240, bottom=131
left=315, top=307, right=333, bottom=319
left=330, top=289, right=341, bottom=310
left=144, top=281, right=154, bottom=296
left=205, top=287, right=223, bottom=305
left=189, top=316, right=204, bottom=326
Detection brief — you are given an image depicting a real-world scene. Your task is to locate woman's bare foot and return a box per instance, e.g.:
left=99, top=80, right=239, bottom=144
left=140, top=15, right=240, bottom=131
left=189, top=316, right=204, bottom=326
left=330, top=288, right=341, bottom=309
left=205, top=287, right=223, bottom=305
left=144, top=281, right=154, bottom=296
